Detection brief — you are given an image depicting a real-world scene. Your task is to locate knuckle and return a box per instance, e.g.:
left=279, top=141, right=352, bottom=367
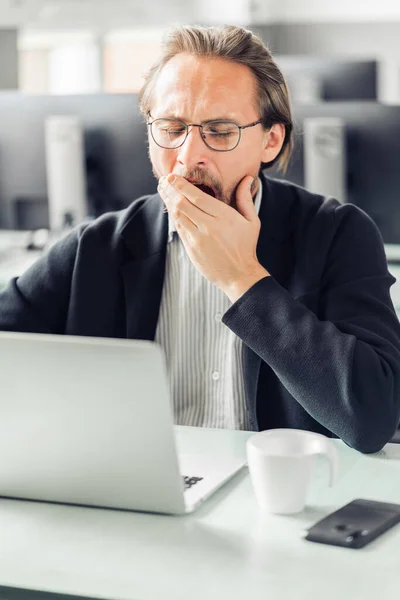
left=175, top=197, right=185, bottom=210
left=191, top=194, right=201, bottom=206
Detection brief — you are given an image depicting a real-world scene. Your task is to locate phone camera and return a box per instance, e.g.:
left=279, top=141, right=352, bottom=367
left=333, top=523, right=352, bottom=532
left=345, top=529, right=369, bottom=543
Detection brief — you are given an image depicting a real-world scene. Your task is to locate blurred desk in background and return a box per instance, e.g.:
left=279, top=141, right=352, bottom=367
left=0, top=230, right=42, bottom=289
left=0, top=229, right=64, bottom=290
left=383, top=244, right=400, bottom=316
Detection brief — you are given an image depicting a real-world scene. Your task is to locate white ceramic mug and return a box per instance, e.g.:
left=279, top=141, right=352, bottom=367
left=246, top=429, right=339, bottom=514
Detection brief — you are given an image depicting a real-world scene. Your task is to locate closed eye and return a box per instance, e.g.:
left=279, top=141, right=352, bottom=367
left=206, top=131, right=235, bottom=137
left=161, top=128, right=186, bottom=135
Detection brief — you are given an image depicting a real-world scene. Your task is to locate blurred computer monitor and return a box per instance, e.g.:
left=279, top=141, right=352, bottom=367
left=268, top=102, right=400, bottom=244
left=0, top=93, right=156, bottom=229
left=275, top=57, right=378, bottom=103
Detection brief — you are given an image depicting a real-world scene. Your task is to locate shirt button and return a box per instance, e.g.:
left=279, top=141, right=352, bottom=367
left=212, top=371, right=220, bottom=381
left=214, top=312, right=222, bottom=322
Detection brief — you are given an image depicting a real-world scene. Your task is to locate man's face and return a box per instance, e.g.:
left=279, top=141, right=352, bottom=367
left=148, top=53, right=280, bottom=206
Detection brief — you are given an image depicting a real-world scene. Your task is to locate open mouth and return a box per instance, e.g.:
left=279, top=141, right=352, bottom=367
left=191, top=182, right=217, bottom=198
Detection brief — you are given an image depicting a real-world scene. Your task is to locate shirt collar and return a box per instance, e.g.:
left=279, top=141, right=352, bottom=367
left=167, top=177, right=263, bottom=243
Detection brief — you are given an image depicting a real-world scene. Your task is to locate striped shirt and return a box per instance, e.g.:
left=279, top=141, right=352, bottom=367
left=155, top=179, right=262, bottom=430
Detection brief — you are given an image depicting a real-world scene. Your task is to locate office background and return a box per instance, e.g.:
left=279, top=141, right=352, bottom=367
left=1, top=0, right=400, bottom=309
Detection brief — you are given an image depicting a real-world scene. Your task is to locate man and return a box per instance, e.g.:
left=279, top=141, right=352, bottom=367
left=0, top=25, right=399, bottom=453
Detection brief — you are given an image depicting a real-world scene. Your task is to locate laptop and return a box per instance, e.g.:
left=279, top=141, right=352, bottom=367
left=0, top=331, right=246, bottom=514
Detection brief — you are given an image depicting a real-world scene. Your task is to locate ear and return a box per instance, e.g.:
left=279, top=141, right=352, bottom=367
left=260, top=123, right=286, bottom=164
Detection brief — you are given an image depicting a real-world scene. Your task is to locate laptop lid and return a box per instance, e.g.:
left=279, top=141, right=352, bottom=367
left=0, top=331, right=186, bottom=514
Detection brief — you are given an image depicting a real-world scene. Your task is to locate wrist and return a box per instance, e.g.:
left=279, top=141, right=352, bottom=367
left=223, top=266, right=270, bottom=303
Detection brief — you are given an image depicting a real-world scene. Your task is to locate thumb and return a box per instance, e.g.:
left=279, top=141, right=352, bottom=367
left=235, top=176, right=257, bottom=220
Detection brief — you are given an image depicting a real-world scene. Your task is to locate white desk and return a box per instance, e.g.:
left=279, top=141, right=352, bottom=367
left=1, top=426, right=400, bottom=600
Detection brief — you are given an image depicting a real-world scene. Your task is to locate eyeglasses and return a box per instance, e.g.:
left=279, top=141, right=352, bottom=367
left=147, top=112, right=264, bottom=152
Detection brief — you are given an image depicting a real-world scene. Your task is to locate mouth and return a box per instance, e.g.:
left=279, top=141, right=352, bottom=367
left=187, top=180, right=218, bottom=198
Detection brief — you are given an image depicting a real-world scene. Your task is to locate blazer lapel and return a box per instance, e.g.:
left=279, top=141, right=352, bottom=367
left=256, top=173, right=296, bottom=286
left=243, top=174, right=297, bottom=429
left=120, top=193, right=168, bottom=340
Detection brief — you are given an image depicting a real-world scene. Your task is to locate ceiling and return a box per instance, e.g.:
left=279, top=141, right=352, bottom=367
left=0, top=0, right=201, bottom=31
left=2, top=0, right=400, bottom=32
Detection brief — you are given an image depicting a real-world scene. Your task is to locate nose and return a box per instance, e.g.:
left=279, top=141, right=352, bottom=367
left=176, top=125, right=211, bottom=169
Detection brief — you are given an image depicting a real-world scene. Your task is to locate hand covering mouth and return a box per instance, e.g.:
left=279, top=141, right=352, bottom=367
left=188, top=180, right=218, bottom=198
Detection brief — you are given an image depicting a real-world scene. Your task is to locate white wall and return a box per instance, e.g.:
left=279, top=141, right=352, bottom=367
left=19, top=48, right=49, bottom=93
left=195, top=0, right=251, bottom=24
left=4, top=0, right=400, bottom=29
left=19, top=30, right=103, bottom=94
left=49, top=42, right=101, bottom=94
left=103, top=29, right=164, bottom=93
left=18, top=28, right=166, bottom=95
left=251, top=0, right=400, bottom=23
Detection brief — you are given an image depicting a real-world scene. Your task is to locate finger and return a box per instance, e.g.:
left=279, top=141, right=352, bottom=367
left=174, top=211, right=197, bottom=239
left=235, top=176, right=258, bottom=222
left=159, top=177, right=182, bottom=204
left=158, top=179, right=181, bottom=212
left=159, top=184, right=212, bottom=230
left=174, top=195, right=213, bottom=230
left=166, top=174, right=223, bottom=217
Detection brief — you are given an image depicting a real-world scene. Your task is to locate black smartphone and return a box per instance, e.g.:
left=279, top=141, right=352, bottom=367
left=305, top=499, right=400, bottom=549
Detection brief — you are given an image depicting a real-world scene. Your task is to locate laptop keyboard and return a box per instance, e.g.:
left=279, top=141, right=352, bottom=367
left=183, top=475, right=204, bottom=491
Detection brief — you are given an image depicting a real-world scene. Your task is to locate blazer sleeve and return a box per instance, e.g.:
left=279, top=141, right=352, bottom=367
left=222, top=203, right=400, bottom=453
left=0, top=228, right=81, bottom=334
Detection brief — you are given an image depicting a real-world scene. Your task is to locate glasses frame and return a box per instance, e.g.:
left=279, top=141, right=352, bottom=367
left=146, top=112, right=264, bottom=152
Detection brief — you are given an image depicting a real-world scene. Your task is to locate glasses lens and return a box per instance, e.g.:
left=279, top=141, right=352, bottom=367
left=202, top=121, right=240, bottom=151
left=151, top=119, right=187, bottom=148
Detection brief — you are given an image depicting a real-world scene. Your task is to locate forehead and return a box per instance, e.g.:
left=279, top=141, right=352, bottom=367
left=151, top=53, right=259, bottom=121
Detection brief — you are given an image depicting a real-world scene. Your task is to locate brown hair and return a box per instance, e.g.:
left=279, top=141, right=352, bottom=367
left=139, top=25, right=293, bottom=173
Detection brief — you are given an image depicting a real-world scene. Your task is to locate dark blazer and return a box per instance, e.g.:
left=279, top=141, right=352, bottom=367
left=1, top=174, right=400, bottom=453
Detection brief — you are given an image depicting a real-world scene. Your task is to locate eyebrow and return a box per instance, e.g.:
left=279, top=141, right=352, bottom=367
left=155, top=112, right=239, bottom=124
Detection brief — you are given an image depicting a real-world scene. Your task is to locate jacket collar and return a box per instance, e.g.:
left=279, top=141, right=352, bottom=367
left=244, top=172, right=296, bottom=288
left=257, top=172, right=296, bottom=243
left=120, top=193, right=168, bottom=260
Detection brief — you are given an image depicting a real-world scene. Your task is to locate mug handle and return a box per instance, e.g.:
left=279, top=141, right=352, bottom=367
left=307, top=435, right=339, bottom=486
